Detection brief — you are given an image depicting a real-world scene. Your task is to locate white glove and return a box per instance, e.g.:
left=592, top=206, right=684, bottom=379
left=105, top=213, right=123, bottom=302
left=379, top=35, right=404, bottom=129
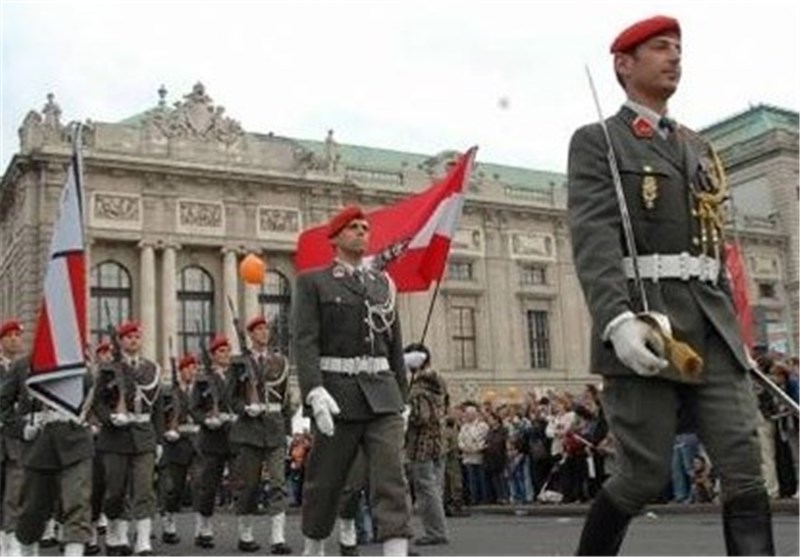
left=204, top=416, right=223, bottom=430
left=245, top=403, right=265, bottom=418
left=155, top=444, right=163, bottom=463
left=23, top=424, right=40, bottom=441
left=110, top=412, right=131, bottom=427
left=306, top=386, right=340, bottom=437
left=402, top=404, right=411, bottom=433
left=164, top=429, right=180, bottom=442
left=608, top=314, right=669, bottom=377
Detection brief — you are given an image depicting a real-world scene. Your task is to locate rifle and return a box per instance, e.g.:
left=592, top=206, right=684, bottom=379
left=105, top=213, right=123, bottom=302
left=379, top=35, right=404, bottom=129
left=165, top=336, right=180, bottom=432
left=226, top=296, right=260, bottom=405
left=103, top=301, right=123, bottom=363
left=194, top=322, right=219, bottom=418
left=195, top=321, right=213, bottom=374
left=101, top=301, right=126, bottom=414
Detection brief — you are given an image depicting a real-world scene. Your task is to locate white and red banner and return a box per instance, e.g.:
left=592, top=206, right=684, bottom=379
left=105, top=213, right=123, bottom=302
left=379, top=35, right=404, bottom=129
left=294, top=146, right=477, bottom=292
left=724, top=241, right=754, bottom=350
left=26, top=133, right=88, bottom=421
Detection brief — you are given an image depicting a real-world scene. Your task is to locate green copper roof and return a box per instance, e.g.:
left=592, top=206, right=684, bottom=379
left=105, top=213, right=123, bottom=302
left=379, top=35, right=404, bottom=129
left=296, top=138, right=565, bottom=191
left=701, top=104, right=799, bottom=150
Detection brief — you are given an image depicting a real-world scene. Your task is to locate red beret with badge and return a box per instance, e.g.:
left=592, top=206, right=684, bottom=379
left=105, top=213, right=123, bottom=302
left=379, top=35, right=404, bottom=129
left=208, top=334, right=230, bottom=354
left=95, top=340, right=112, bottom=356
left=246, top=315, right=268, bottom=332
left=0, top=320, right=23, bottom=339
left=117, top=320, right=141, bottom=339
left=179, top=353, right=198, bottom=370
left=610, top=15, right=680, bottom=54
left=327, top=205, right=366, bottom=239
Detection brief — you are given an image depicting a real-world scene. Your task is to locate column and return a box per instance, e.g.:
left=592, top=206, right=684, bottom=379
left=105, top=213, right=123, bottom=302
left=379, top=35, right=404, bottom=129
left=222, top=248, right=240, bottom=353
left=244, top=283, right=260, bottom=323
left=161, top=244, right=178, bottom=371
left=139, top=241, right=157, bottom=361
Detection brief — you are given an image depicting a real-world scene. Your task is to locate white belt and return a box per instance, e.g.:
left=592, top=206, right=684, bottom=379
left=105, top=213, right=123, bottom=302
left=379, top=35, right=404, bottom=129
left=623, top=253, right=720, bottom=282
left=266, top=402, right=282, bottom=413
left=27, top=411, right=72, bottom=426
left=131, top=413, right=151, bottom=423
left=319, top=356, right=390, bottom=375
left=177, top=424, right=199, bottom=434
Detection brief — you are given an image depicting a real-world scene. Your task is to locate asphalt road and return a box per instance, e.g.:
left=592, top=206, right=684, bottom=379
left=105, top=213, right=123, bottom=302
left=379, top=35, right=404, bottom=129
left=68, top=506, right=798, bottom=556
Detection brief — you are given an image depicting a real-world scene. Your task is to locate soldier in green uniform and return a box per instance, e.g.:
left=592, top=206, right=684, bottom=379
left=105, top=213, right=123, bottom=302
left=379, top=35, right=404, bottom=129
left=0, top=319, right=27, bottom=557
left=293, top=205, right=411, bottom=556
left=159, top=353, right=200, bottom=546
left=567, top=16, right=774, bottom=555
left=226, top=315, right=293, bottom=554
left=189, top=334, right=235, bottom=550
left=93, top=321, right=163, bottom=556
left=2, top=357, right=93, bottom=557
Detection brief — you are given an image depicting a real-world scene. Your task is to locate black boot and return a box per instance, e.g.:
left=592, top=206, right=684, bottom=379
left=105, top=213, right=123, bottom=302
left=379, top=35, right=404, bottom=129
left=576, top=490, right=634, bottom=556
left=722, top=490, right=775, bottom=556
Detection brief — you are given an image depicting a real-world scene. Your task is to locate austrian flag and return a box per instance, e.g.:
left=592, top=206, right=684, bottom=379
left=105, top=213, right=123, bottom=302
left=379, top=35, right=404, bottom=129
left=26, top=128, right=89, bottom=421
left=294, top=146, right=478, bottom=291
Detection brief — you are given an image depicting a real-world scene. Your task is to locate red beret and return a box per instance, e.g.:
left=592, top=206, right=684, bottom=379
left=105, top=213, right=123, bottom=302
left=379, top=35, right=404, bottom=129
left=0, top=320, right=23, bottom=339
left=208, top=334, right=230, bottom=354
left=117, top=320, right=141, bottom=339
left=610, top=16, right=680, bottom=54
left=246, top=315, right=267, bottom=332
left=95, top=340, right=112, bottom=355
left=327, top=205, right=366, bottom=239
left=179, top=353, right=198, bottom=370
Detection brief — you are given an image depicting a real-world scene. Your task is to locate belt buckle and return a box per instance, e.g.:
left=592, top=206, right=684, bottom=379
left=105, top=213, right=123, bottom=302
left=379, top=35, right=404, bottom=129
left=651, top=254, right=660, bottom=283
left=679, top=252, right=691, bottom=281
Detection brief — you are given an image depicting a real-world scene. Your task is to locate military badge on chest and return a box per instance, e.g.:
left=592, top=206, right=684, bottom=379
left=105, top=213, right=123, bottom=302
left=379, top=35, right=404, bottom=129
left=641, top=165, right=659, bottom=210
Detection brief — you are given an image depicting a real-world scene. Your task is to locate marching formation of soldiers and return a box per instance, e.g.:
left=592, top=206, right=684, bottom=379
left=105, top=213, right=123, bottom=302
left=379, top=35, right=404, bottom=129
left=0, top=314, right=295, bottom=557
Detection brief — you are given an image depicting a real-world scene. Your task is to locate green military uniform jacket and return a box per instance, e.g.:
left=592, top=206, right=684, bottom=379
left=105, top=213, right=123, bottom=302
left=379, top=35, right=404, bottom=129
left=567, top=105, right=748, bottom=383
left=189, top=367, right=232, bottom=456
left=0, top=357, right=41, bottom=462
left=93, top=358, right=163, bottom=454
left=161, top=383, right=197, bottom=466
left=294, top=263, right=408, bottom=421
left=227, top=352, right=292, bottom=449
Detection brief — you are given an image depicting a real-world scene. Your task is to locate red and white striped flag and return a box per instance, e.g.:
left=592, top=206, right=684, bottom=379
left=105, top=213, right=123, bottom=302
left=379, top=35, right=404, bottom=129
left=26, top=128, right=88, bottom=421
left=724, top=241, right=754, bottom=350
left=294, top=146, right=477, bottom=292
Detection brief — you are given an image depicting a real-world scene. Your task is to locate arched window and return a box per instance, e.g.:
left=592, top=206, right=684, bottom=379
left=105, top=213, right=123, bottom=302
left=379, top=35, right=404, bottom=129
left=258, top=270, right=292, bottom=357
left=177, top=266, right=215, bottom=356
left=90, top=261, right=132, bottom=345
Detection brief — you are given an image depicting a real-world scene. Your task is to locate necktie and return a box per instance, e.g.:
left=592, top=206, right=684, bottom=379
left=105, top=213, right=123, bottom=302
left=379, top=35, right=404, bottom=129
left=658, top=116, right=676, bottom=135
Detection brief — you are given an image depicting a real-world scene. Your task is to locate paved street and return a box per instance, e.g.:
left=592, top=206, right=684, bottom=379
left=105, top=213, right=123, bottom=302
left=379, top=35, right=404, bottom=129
left=50, top=505, right=797, bottom=556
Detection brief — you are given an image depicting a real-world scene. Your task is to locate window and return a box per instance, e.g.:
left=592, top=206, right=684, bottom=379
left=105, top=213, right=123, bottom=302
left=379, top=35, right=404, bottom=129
left=258, top=270, right=292, bottom=357
left=177, top=266, right=215, bottom=356
left=450, top=306, right=477, bottom=369
left=527, top=310, right=551, bottom=369
left=520, top=263, right=547, bottom=286
left=90, top=261, right=132, bottom=345
left=757, top=282, right=777, bottom=300
left=447, top=261, right=474, bottom=281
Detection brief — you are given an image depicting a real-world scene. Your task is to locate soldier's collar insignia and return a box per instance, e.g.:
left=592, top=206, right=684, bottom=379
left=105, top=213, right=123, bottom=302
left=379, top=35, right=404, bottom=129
left=332, top=264, right=346, bottom=279
left=632, top=116, right=655, bottom=139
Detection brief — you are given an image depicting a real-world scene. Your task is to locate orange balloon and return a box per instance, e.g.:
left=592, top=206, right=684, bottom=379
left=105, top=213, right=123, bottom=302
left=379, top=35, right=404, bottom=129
left=239, top=254, right=266, bottom=284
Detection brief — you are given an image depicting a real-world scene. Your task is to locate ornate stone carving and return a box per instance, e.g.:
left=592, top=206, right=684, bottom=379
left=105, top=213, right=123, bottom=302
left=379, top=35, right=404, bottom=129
left=140, top=83, right=244, bottom=145
left=90, top=192, right=142, bottom=230
left=452, top=227, right=484, bottom=255
left=323, top=129, right=341, bottom=173
left=177, top=199, right=224, bottom=234
left=258, top=207, right=301, bottom=237
left=509, top=231, right=556, bottom=260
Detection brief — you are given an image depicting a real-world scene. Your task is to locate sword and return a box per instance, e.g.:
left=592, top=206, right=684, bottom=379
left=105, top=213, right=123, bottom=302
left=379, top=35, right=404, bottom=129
left=585, top=67, right=702, bottom=378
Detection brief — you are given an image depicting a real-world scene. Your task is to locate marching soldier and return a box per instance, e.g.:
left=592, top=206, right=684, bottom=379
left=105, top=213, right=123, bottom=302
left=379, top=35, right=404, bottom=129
left=226, top=316, right=293, bottom=554
left=94, top=321, right=163, bottom=556
left=189, top=334, right=235, bottom=550
left=3, top=357, right=93, bottom=557
left=159, top=353, right=200, bottom=546
left=568, top=16, right=774, bottom=555
left=86, top=340, right=115, bottom=556
left=293, top=205, right=411, bottom=556
left=0, top=319, right=27, bottom=557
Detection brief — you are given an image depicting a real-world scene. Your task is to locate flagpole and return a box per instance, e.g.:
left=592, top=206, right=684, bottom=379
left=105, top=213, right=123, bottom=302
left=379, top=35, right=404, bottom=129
left=419, top=280, right=442, bottom=345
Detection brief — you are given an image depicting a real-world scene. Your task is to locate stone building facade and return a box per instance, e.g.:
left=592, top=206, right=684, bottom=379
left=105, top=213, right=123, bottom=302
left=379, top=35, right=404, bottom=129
left=1, top=86, right=797, bottom=404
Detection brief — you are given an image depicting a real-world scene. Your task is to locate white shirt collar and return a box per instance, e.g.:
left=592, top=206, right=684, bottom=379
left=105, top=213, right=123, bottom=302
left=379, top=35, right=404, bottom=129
left=624, top=99, right=674, bottom=139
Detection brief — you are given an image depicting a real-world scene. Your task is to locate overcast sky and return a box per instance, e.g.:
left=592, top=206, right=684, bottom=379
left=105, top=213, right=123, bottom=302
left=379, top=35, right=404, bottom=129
left=1, top=0, right=798, bottom=174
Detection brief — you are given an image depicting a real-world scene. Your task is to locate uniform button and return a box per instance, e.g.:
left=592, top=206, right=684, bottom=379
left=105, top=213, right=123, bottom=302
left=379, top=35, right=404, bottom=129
left=692, top=237, right=700, bottom=246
